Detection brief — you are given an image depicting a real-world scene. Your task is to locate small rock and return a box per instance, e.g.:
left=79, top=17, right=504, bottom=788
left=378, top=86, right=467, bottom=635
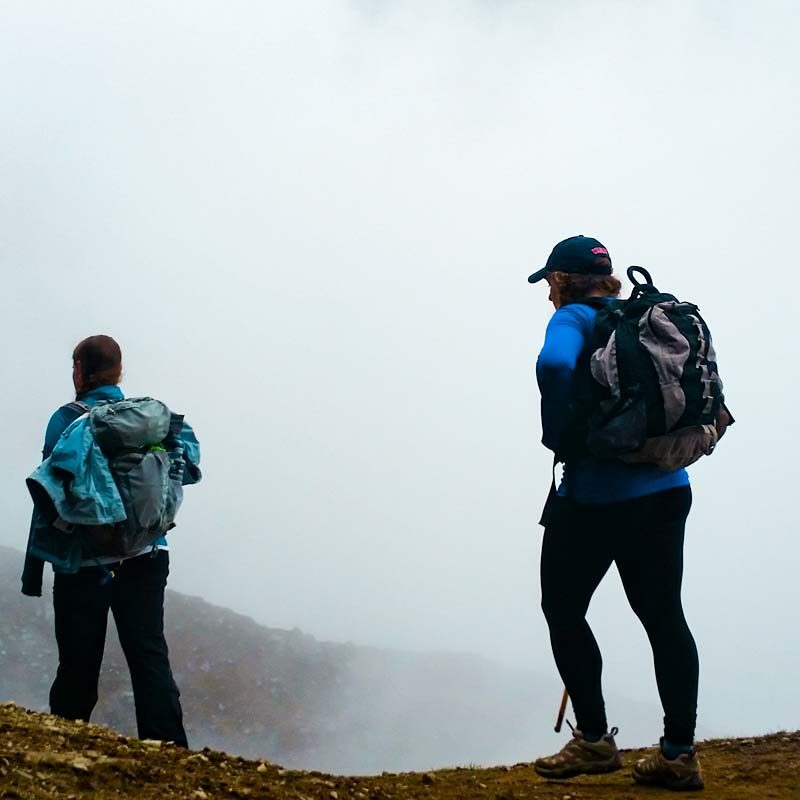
left=142, top=739, right=163, bottom=749
left=71, top=758, right=91, bottom=773
left=257, top=762, right=268, bottom=773
left=421, top=772, right=436, bottom=785
left=1, top=701, right=17, bottom=709
left=330, top=793, right=339, bottom=800
left=478, top=783, right=487, bottom=789
left=191, top=791, right=208, bottom=800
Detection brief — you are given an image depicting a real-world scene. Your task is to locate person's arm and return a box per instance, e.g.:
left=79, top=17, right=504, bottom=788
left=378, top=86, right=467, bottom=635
left=42, top=406, right=80, bottom=459
left=536, top=306, right=592, bottom=453
left=178, top=420, right=202, bottom=485
left=21, top=405, right=82, bottom=596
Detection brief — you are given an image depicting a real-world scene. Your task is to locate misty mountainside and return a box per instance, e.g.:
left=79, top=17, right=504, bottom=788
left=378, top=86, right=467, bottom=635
left=1, top=545, right=660, bottom=774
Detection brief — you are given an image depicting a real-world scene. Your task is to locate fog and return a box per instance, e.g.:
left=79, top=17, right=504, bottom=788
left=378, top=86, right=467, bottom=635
left=1, top=0, right=798, bottom=760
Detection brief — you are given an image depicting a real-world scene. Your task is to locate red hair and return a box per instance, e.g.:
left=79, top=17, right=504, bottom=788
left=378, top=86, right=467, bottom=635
left=549, top=264, right=621, bottom=306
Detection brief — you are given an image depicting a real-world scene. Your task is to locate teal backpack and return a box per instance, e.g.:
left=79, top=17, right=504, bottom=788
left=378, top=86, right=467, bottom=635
left=28, top=397, right=197, bottom=569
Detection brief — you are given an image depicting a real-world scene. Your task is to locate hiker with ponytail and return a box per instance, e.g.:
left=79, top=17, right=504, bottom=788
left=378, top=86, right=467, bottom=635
left=529, top=236, right=705, bottom=792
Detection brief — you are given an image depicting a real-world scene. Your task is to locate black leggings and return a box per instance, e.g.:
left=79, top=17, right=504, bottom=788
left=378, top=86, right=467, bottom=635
left=540, top=486, right=698, bottom=744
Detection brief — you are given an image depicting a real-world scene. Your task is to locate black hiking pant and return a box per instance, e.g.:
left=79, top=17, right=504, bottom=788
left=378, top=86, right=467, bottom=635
left=540, top=486, right=698, bottom=744
left=49, top=550, right=187, bottom=747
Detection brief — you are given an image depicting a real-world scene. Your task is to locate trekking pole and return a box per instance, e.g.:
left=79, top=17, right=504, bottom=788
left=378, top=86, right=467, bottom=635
left=554, top=687, right=569, bottom=733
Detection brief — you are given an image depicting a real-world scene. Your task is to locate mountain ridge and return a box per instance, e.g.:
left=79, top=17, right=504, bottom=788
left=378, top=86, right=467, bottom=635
left=1, top=702, right=798, bottom=799
left=2, top=545, right=561, bottom=773
left=0, top=545, right=683, bottom=773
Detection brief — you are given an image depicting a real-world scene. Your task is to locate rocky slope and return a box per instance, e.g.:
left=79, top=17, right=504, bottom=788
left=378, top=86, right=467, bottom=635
left=0, top=545, right=694, bottom=774
left=2, top=546, right=563, bottom=773
left=1, top=703, right=798, bottom=800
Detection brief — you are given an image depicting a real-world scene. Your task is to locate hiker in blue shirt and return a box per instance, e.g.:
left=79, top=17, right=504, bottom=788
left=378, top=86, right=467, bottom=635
left=529, top=237, right=702, bottom=791
left=21, top=335, right=188, bottom=747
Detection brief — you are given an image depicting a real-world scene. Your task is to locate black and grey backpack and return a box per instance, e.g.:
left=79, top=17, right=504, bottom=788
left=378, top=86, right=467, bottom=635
left=578, top=267, right=733, bottom=470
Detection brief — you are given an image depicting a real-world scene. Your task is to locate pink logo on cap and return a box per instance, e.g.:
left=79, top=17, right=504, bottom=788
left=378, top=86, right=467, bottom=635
left=591, top=247, right=609, bottom=255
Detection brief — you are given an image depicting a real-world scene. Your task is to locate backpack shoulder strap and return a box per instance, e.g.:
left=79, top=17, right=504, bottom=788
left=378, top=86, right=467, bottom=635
left=579, top=297, right=610, bottom=311
left=561, top=296, right=604, bottom=309
left=63, top=401, right=91, bottom=416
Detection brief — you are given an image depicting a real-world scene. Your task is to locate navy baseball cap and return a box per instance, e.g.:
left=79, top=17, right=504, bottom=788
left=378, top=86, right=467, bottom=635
left=528, top=235, right=612, bottom=283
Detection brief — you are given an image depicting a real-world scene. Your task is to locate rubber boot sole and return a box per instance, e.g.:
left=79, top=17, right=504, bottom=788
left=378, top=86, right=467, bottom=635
left=632, top=770, right=705, bottom=791
left=535, top=759, right=623, bottom=780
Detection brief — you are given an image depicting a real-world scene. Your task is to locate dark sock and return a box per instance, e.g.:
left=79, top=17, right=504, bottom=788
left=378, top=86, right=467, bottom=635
left=583, top=731, right=606, bottom=743
left=662, top=739, right=693, bottom=759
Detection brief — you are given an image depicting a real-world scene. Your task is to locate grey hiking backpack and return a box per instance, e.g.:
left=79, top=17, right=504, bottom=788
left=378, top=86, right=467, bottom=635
left=576, top=267, right=733, bottom=470
left=63, top=397, right=188, bottom=559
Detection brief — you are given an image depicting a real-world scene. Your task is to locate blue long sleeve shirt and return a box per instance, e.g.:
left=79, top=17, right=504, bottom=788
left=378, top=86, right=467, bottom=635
left=536, top=302, right=689, bottom=504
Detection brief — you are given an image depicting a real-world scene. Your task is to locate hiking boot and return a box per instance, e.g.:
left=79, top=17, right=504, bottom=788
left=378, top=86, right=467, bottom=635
left=534, top=727, right=622, bottom=779
left=632, top=745, right=704, bottom=791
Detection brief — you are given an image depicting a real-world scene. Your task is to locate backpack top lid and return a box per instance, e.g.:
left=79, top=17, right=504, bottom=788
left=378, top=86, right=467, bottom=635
left=90, top=397, right=171, bottom=454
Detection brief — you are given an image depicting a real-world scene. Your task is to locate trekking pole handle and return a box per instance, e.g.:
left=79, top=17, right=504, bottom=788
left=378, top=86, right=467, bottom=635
left=554, top=687, right=569, bottom=733
left=627, top=265, right=654, bottom=287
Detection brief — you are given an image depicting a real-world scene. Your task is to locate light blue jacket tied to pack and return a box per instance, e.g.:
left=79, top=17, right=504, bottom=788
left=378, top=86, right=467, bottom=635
left=26, top=395, right=201, bottom=574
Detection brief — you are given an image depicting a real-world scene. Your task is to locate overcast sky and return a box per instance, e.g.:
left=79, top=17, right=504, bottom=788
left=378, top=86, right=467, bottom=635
left=1, top=0, right=798, bottom=749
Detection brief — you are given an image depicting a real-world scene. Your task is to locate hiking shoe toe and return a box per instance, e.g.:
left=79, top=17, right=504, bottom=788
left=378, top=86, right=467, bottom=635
left=534, top=727, right=623, bottom=780
left=632, top=747, right=704, bottom=791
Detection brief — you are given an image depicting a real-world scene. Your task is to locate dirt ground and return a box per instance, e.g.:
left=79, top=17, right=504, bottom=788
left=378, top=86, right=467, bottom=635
left=0, top=703, right=798, bottom=799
